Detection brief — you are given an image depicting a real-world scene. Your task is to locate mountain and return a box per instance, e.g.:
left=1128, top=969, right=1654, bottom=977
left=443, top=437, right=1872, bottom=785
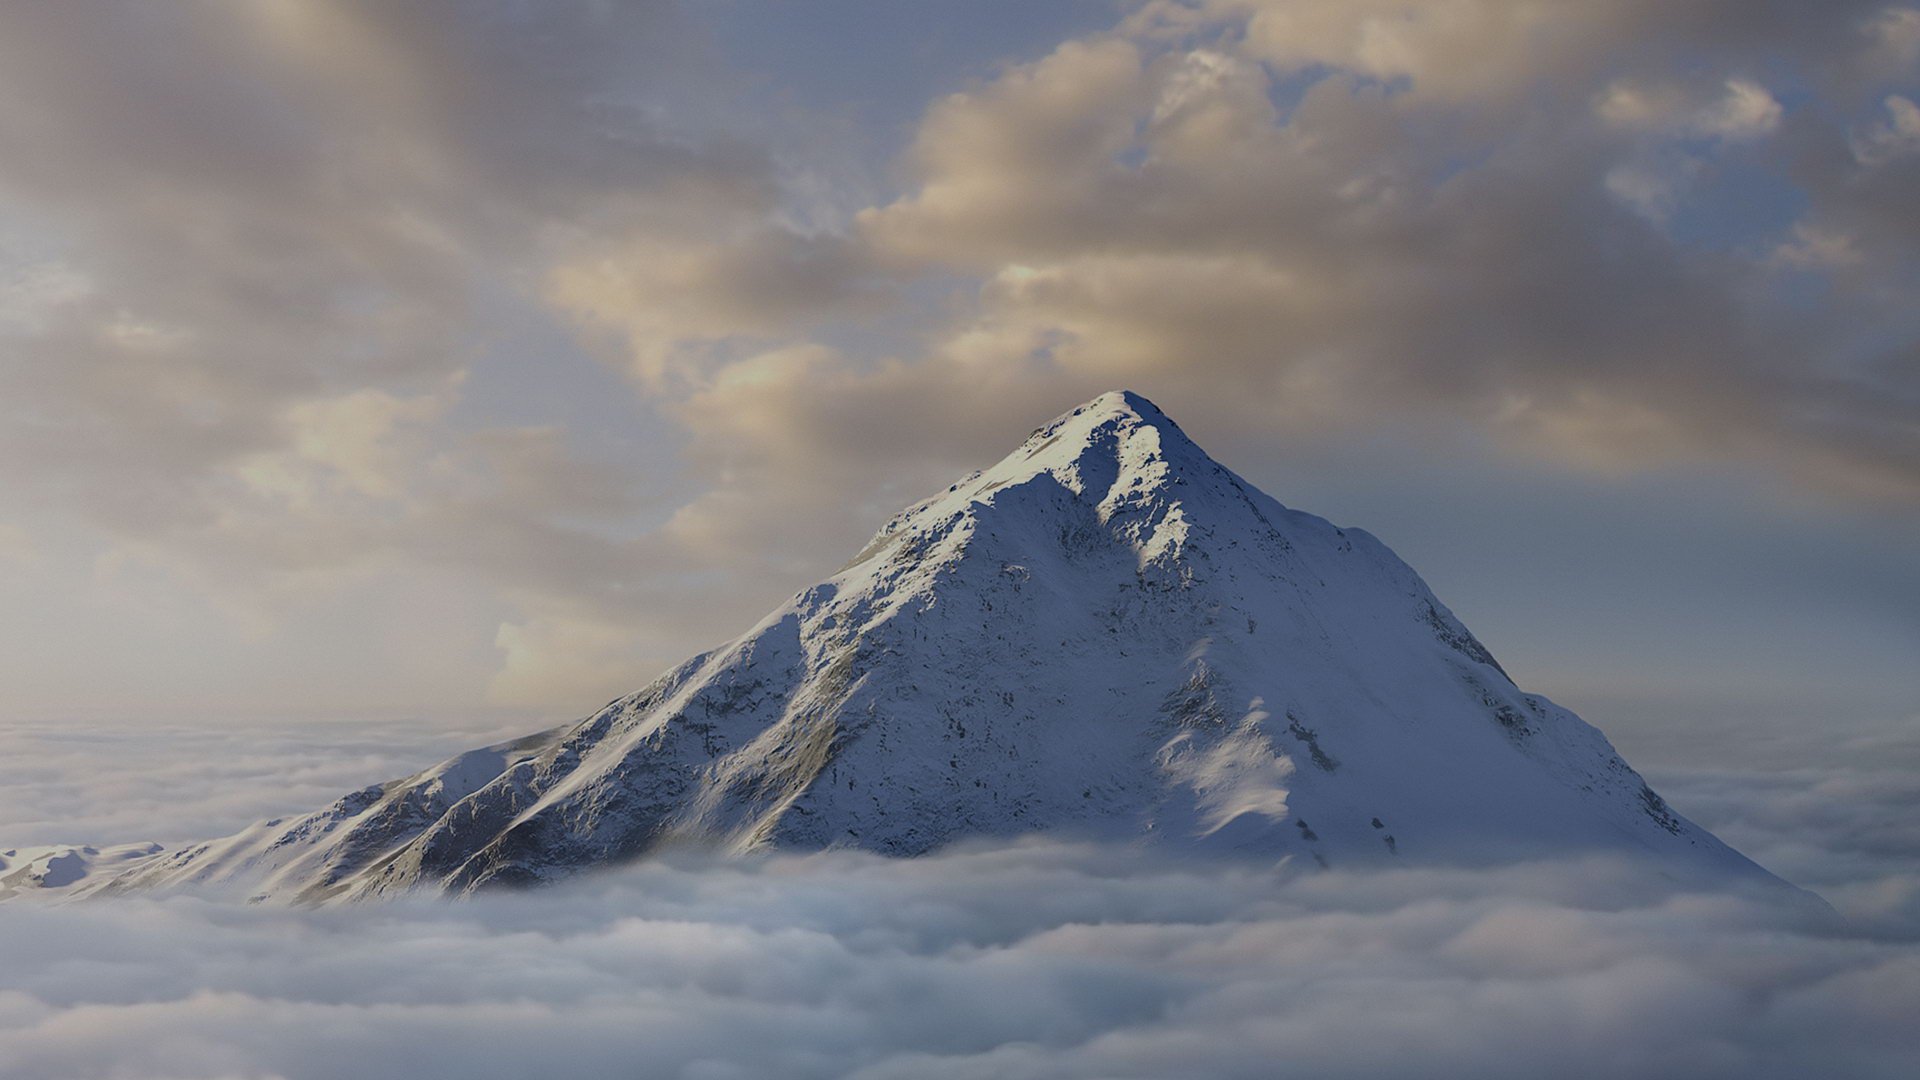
left=86, top=391, right=1774, bottom=902
left=0, top=842, right=164, bottom=900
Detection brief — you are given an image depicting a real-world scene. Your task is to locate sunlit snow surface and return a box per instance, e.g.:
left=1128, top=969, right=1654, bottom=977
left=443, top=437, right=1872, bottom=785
left=51, top=393, right=1779, bottom=902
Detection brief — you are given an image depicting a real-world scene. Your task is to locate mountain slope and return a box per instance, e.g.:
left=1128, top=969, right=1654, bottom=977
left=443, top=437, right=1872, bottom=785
left=91, top=391, right=1774, bottom=902
left=0, top=842, right=164, bottom=900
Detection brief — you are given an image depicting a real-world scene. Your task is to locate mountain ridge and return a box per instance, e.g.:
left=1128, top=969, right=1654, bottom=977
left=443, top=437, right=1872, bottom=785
left=74, top=390, right=1777, bottom=902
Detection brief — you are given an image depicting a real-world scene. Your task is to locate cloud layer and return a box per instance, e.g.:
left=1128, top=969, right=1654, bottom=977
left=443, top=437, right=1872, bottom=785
left=1, top=842, right=1916, bottom=1080
left=5, top=710, right=1916, bottom=1079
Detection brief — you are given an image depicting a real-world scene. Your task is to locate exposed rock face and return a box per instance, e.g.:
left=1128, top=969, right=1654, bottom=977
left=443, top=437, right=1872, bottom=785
left=89, top=391, right=1775, bottom=902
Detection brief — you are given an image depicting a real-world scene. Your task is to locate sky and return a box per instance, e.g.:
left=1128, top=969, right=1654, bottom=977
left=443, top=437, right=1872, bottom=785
left=0, top=1, right=1913, bottom=756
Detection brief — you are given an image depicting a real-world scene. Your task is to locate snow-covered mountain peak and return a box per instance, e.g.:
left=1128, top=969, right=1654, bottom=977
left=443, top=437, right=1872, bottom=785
left=65, top=392, right=1783, bottom=903
left=939, top=389, right=1206, bottom=504
left=847, top=390, right=1281, bottom=587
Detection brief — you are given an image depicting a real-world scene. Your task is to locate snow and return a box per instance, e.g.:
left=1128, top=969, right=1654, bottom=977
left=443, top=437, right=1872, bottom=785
left=53, top=390, right=1780, bottom=903
left=0, top=842, right=163, bottom=898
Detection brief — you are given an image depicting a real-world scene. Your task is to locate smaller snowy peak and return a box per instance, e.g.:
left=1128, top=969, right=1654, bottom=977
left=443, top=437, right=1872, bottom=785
left=0, top=842, right=164, bottom=900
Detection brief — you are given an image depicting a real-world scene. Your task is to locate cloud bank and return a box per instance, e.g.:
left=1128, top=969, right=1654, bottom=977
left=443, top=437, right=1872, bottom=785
left=2, top=717, right=1917, bottom=1079
left=0, top=843, right=1915, bottom=1080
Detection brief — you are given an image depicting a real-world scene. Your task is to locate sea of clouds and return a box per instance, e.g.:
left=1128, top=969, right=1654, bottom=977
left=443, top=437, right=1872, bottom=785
left=2, top=719, right=1917, bottom=1079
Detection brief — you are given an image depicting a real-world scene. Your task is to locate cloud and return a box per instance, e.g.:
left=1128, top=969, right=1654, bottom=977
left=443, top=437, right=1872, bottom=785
left=0, top=843, right=1915, bottom=1080
left=1650, top=758, right=1920, bottom=935
left=497, top=2, right=1912, bottom=693
left=0, top=719, right=520, bottom=848
left=532, top=0, right=1920, bottom=706
left=1771, top=224, right=1868, bottom=271
left=850, top=2, right=1910, bottom=489
left=5, top=715, right=1915, bottom=1079
left=1597, top=78, right=1783, bottom=141
left=0, top=0, right=718, bottom=477
left=487, top=612, right=659, bottom=709
left=1864, top=8, right=1920, bottom=80
left=1167, top=0, right=1634, bottom=104
left=0, top=1, right=828, bottom=713
left=1, top=1, right=1914, bottom=719
left=548, top=227, right=881, bottom=390
left=1853, top=94, right=1920, bottom=164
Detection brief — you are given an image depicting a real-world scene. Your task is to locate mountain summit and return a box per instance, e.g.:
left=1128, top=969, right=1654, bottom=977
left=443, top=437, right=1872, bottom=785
left=93, top=391, right=1773, bottom=901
